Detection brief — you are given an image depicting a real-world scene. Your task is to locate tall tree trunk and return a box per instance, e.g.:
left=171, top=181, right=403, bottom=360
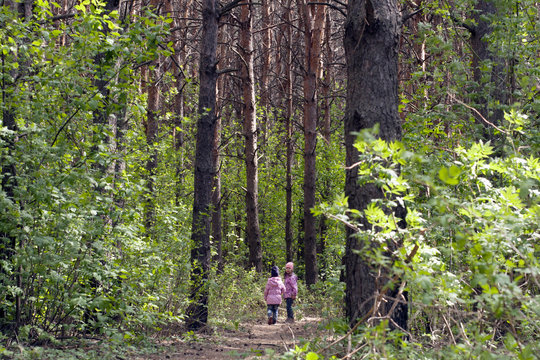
left=212, top=39, right=224, bottom=272
left=240, top=2, right=262, bottom=272
left=322, top=11, right=332, bottom=143
left=173, top=72, right=186, bottom=206
left=211, top=115, right=223, bottom=273
left=283, top=0, right=295, bottom=263
left=113, top=109, right=128, bottom=228
left=0, top=0, right=29, bottom=330
left=186, top=0, right=218, bottom=330
left=143, top=0, right=161, bottom=236
left=144, top=67, right=160, bottom=235
left=259, top=0, right=272, bottom=149
left=343, top=0, right=407, bottom=330
left=470, top=0, right=507, bottom=147
left=0, top=93, right=19, bottom=331
left=83, top=0, right=120, bottom=328
left=300, top=0, right=326, bottom=286
left=169, top=0, right=189, bottom=205
left=318, top=10, right=333, bottom=278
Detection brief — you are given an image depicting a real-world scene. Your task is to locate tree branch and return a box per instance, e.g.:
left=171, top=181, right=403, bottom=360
left=401, top=8, right=423, bottom=24
left=448, top=93, right=507, bottom=134
left=219, top=0, right=248, bottom=18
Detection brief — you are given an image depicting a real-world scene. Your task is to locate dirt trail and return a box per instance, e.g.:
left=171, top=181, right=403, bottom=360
left=132, top=317, right=322, bottom=359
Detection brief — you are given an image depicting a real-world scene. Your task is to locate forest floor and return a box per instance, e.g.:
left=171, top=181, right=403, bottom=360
left=128, top=316, right=324, bottom=360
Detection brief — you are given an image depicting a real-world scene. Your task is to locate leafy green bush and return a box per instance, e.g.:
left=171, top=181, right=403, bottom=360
left=208, top=265, right=264, bottom=328
left=314, top=122, right=539, bottom=358
left=0, top=0, right=189, bottom=341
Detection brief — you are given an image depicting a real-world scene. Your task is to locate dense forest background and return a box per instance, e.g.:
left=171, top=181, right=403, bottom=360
left=0, top=0, right=538, bottom=358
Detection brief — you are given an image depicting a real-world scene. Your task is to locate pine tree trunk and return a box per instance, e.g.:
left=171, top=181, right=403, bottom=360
left=343, top=0, right=407, bottom=330
left=211, top=115, right=223, bottom=273
left=470, top=0, right=507, bottom=147
left=259, top=0, right=272, bottom=149
left=0, top=106, right=19, bottom=331
left=283, top=0, right=295, bottom=264
left=187, top=0, right=219, bottom=330
left=144, top=68, right=159, bottom=234
left=300, top=0, right=326, bottom=286
left=322, top=11, right=332, bottom=143
left=169, top=0, right=189, bottom=205
left=240, top=2, right=262, bottom=272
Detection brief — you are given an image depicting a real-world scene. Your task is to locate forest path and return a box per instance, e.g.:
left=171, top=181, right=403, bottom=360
left=131, top=316, right=322, bottom=359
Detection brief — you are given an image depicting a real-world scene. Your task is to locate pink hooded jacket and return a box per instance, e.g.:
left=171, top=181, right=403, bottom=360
left=284, top=273, right=298, bottom=299
left=264, top=277, right=285, bottom=305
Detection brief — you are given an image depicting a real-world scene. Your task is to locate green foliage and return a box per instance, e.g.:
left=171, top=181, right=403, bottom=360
left=313, top=123, right=539, bottom=358
left=278, top=342, right=322, bottom=360
left=0, top=0, right=190, bottom=341
left=401, top=0, right=540, bottom=155
left=208, top=265, right=264, bottom=326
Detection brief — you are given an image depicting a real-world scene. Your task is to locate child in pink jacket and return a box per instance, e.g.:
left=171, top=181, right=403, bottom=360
left=284, top=262, right=298, bottom=322
left=264, top=265, right=285, bottom=325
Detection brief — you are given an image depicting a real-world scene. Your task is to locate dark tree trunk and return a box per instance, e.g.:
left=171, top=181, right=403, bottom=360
left=343, top=0, right=407, bottom=330
left=211, top=116, right=223, bottom=273
left=259, top=0, right=272, bottom=149
left=173, top=80, right=186, bottom=205
left=240, top=2, right=262, bottom=272
left=143, top=0, right=161, bottom=236
left=0, top=0, right=36, bottom=332
left=300, top=0, right=326, bottom=286
left=144, top=68, right=159, bottom=235
left=187, top=0, right=219, bottom=331
left=321, top=11, right=332, bottom=143
left=169, top=0, right=190, bottom=206
left=283, top=0, right=294, bottom=264
left=83, top=0, right=120, bottom=329
left=470, top=0, right=507, bottom=147
left=113, top=108, right=128, bottom=228
left=0, top=104, right=19, bottom=331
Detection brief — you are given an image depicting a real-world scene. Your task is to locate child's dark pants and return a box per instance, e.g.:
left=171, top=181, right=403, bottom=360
left=267, top=304, right=279, bottom=323
left=286, top=298, right=294, bottom=319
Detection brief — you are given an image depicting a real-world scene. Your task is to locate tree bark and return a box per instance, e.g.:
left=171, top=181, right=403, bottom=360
left=144, top=67, right=160, bottom=235
left=169, top=0, right=190, bottom=206
left=300, top=0, right=326, bottom=286
left=322, top=11, right=332, bottom=143
left=282, top=0, right=295, bottom=263
left=259, top=0, right=272, bottom=149
left=470, top=0, right=507, bottom=146
left=0, top=88, right=19, bottom=331
left=187, top=0, right=219, bottom=330
left=211, top=116, right=223, bottom=273
left=240, top=1, right=262, bottom=272
left=343, top=0, right=407, bottom=330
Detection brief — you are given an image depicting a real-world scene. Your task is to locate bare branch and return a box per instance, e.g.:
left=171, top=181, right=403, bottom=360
left=219, top=0, right=248, bottom=18
left=49, top=13, right=76, bottom=22
left=448, top=93, right=507, bottom=134
left=402, top=8, right=423, bottom=24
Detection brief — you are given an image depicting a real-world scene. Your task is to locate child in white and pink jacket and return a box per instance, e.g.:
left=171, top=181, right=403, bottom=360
left=264, top=265, right=285, bottom=325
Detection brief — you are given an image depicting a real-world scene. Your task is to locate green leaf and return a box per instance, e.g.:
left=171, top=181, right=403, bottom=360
left=439, top=165, right=461, bottom=185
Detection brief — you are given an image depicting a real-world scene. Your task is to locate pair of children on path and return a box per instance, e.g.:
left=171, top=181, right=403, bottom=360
left=264, top=262, right=297, bottom=325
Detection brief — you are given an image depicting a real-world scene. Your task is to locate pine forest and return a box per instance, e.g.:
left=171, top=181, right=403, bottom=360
left=0, top=0, right=539, bottom=358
